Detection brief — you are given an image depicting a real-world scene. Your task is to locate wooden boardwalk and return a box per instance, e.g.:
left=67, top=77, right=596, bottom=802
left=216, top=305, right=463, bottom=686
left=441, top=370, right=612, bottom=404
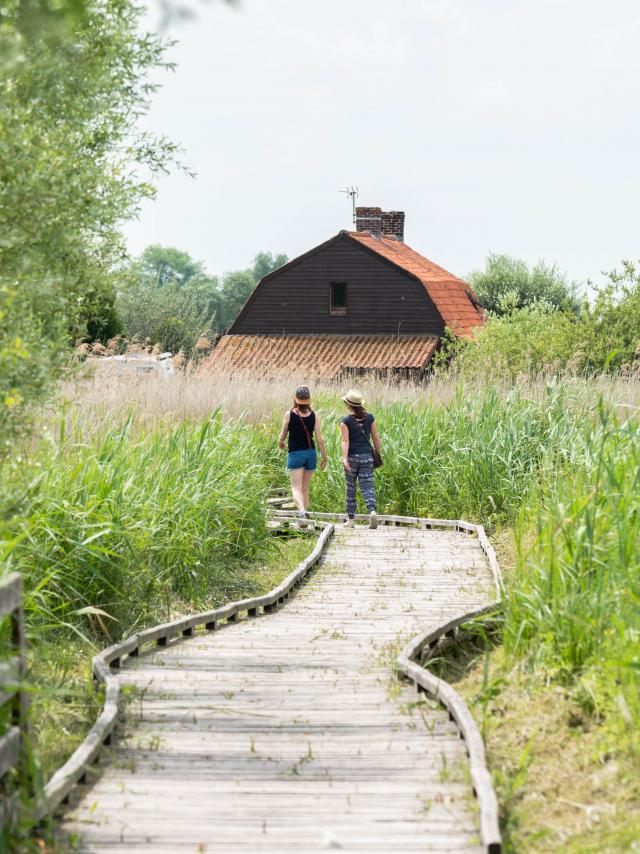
left=58, top=525, right=496, bottom=852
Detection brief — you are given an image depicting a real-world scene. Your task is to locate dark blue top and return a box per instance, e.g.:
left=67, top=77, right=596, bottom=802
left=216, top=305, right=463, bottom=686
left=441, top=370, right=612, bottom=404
left=288, top=409, right=316, bottom=452
left=341, top=412, right=375, bottom=457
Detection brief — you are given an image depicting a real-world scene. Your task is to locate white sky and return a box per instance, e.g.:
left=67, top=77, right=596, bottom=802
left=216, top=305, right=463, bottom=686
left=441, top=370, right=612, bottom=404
left=125, top=0, right=640, bottom=288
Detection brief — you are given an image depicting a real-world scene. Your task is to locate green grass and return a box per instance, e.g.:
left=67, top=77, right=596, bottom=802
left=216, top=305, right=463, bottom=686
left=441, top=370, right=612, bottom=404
left=1, top=377, right=639, bottom=850
left=504, top=404, right=640, bottom=764
left=297, top=383, right=591, bottom=527
left=1, top=410, right=283, bottom=641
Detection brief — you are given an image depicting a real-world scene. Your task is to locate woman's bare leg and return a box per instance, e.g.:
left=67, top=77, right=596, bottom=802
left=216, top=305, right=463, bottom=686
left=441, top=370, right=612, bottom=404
left=301, top=469, right=314, bottom=510
left=289, top=468, right=305, bottom=511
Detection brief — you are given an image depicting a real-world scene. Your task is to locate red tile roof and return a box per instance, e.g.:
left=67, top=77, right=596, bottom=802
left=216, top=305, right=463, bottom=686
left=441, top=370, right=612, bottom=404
left=346, top=231, right=483, bottom=336
left=205, top=335, right=439, bottom=378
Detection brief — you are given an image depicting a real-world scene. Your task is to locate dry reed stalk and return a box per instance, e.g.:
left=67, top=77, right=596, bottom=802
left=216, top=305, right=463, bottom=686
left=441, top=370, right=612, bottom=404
left=52, top=367, right=640, bottom=431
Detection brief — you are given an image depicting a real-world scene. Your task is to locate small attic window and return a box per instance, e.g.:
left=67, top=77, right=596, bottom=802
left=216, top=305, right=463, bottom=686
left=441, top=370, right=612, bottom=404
left=330, top=282, right=348, bottom=316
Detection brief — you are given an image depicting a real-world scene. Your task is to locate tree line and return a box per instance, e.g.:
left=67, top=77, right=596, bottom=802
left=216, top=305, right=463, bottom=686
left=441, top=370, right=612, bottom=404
left=1, top=0, right=638, bottom=452
left=114, top=246, right=288, bottom=357
left=117, top=245, right=640, bottom=377
left=0, top=0, right=178, bottom=446
left=457, top=254, right=640, bottom=376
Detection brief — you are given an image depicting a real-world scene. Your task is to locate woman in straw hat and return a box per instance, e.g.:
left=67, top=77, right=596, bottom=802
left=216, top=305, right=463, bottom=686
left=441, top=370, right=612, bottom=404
left=340, top=389, right=381, bottom=528
left=278, top=385, right=327, bottom=527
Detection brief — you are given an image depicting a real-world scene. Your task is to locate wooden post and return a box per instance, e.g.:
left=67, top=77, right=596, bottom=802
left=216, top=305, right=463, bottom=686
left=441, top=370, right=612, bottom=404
left=11, top=588, right=28, bottom=738
left=0, top=574, right=30, bottom=832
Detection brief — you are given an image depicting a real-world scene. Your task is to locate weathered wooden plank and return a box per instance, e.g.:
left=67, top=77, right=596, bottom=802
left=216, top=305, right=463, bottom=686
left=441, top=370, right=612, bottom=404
left=477, top=525, right=503, bottom=600
left=95, top=635, right=139, bottom=669
left=55, top=519, right=501, bottom=853
left=45, top=525, right=333, bottom=820
left=0, top=573, right=29, bottom=835
left=43, top=676, right=120, bottom=812
left=271, top=509, right=462, bottom=529
left=396, top=588, right=502, bottom=854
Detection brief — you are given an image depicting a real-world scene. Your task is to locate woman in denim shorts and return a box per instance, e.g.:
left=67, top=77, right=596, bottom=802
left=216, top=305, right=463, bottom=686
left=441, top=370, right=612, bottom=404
left=278, top=386, right=327, bottom=527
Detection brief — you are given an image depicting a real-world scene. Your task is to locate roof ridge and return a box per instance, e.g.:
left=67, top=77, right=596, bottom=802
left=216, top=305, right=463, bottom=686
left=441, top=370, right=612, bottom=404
left=345, top=231, right=483, bottom=336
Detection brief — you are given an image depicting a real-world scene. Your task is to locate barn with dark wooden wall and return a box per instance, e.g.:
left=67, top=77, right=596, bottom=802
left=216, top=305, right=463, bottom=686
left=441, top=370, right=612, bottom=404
left=205, top=207, right=484, bottom=378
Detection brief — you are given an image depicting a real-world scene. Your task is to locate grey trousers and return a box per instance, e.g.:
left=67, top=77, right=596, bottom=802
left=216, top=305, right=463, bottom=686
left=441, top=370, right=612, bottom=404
left=345, top=453, right=377, bottom=517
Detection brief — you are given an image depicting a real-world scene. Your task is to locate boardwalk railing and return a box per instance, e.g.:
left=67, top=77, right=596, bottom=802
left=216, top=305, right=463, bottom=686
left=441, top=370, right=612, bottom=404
left=0, top=573, right=29, bottom=832
left=8, top=505, right=503, bottom=853
left=272, top=508, right=504, bottom=854
left=42, top=522, right=335, bottom=813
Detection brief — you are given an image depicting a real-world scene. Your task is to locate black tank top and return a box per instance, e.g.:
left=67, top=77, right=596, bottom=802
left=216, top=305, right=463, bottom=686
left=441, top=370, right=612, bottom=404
left=341, top=412, right=375, bottom=456
left=288, top=409, right=316, bottom=452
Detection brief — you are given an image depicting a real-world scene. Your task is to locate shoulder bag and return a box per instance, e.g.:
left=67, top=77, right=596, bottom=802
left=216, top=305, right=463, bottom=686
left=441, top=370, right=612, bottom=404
left=355, top=415, right=383, bottom=469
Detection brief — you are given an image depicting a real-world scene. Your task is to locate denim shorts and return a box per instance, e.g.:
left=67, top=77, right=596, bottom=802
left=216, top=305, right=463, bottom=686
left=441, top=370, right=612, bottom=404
left=287, top=448, right=317, bottom=471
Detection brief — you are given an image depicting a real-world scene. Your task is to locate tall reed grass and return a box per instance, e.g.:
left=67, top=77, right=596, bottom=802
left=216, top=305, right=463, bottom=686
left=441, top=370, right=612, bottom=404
left=58, top=365, right=640, bottom=425
left=1, top=410, right=277, bottom=640
left=295, top=384, right=591, bottom=527
left=2, top=371, right=638, bottom=775
left=2, top=369, right=638, bottom=851
left=504, top=405, right=640, bottom=735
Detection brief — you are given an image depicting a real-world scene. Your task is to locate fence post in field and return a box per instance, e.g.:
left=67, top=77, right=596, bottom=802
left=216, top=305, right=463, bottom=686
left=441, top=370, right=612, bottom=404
left=0, top=572, right=30, bottom=832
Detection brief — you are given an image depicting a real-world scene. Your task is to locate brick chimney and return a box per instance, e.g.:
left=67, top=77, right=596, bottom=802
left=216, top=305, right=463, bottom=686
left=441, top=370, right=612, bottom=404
left=355, top=206, right=405, bottom=242
left=355, top=206, right=382, bottom=237
left=381, top=210, right=405, bottom=242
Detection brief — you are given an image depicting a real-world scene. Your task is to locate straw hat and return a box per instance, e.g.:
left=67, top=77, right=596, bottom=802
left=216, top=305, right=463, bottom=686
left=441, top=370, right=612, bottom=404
left=294, top=385, right=311, bottom=404
left=342, top=389, right=364, bottom=407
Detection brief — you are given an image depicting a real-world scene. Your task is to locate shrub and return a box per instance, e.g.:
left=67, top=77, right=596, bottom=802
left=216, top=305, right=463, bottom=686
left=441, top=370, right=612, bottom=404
left=468, top=253, right=581, bottom=316
left=580, top=260, right=640, bottom=371
left=451, top=259, right=640, bottom=379
left=0, top=286, right=70, bottom=454
left=117, top=248, right=289, bottom=355
left=446, top=303, right=584, bottom=379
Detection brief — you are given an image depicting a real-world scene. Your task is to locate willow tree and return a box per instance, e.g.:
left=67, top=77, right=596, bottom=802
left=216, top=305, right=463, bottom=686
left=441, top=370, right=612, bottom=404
left=0, top=0, right=178, bottom=447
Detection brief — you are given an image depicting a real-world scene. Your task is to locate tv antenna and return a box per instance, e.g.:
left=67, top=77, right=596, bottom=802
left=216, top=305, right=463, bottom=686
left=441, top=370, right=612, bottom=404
left=339, top=186, right=359, bottom=224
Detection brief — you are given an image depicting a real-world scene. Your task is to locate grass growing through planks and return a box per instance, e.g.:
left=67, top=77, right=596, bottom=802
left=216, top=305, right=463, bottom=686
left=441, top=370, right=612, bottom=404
left=8, top=534, right=313, bottom=853
left=25, top=534, right=313, bottom=771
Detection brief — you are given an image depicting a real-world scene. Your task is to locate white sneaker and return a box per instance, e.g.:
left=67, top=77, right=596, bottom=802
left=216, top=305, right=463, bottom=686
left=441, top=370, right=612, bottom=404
left=342, top=518, right=355, bottom=528
left=369, top=511, right=378, bottom=529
